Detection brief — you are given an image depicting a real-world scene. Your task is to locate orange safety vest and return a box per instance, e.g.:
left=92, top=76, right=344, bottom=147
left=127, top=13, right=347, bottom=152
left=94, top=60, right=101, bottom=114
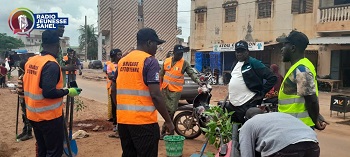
left=23, top=55, right=64, bottom=122
left=116, top=50, right=157, bottom=125
left=63, top=55, right=77, bottom=75
left=160, top=57, right=185, bottom=92
left=107, top=62, right=117, bottom=94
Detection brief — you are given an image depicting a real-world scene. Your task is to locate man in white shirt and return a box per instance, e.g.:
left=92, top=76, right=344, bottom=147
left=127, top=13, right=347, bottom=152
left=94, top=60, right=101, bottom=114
left=226, top=40, right=277, bottom=123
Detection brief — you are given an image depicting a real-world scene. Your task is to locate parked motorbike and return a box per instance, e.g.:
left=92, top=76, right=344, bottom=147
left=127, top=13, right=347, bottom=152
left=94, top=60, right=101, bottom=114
left=173, top=76, right=213, bottom=139
left=258, top=97, right=278, bottom=113
left=205, top=72, right=217, bottom=85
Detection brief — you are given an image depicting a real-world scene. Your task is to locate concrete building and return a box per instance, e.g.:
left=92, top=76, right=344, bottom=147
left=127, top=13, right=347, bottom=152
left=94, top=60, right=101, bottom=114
left=97, top=0, right=178, bottom=61
left=190, top=0, right=350, bottom=87
left=16, top=29, right=70, bottom=55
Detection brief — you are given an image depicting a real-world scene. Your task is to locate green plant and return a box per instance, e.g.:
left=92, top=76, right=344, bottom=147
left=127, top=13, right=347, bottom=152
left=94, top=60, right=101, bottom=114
left=201, top=106, right=234, bottom=148
left=74, top=97, right=86, bottom=112
left=206, top=151, right=215, bottom=157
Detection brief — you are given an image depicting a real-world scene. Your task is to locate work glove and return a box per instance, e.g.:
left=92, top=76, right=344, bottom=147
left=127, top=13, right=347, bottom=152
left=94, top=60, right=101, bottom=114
left=68, top=88, right=82, bottom=97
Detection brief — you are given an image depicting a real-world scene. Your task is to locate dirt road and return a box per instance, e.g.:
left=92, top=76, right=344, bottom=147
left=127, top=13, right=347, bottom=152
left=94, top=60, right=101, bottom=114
left=76, top=76, right=350, bottom=157
left=1, top=74, right=350, bottom=157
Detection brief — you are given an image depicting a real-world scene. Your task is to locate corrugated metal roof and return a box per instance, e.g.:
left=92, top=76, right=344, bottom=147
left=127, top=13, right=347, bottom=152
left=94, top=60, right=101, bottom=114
left=309, top=37, right=350, bottom=45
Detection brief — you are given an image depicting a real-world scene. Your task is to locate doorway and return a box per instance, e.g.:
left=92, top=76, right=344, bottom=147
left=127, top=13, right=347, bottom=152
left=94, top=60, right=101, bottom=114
left=331, top=50, right=350, bottom=87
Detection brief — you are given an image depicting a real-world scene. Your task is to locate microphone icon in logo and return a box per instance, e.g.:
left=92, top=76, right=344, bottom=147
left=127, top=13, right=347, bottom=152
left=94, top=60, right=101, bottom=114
left=18, top=15, right=28, bottom=33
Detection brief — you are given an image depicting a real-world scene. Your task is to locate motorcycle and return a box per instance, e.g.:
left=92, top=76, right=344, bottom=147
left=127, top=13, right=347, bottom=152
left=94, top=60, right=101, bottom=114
left=173, top=76, right=213, bottom=139
left=204, top=72, right=217, bottom=85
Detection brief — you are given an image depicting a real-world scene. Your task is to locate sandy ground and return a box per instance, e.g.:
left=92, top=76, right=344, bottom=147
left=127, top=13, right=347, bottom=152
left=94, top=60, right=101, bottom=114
left=0, top=85, right=217, bottom=157
left=2, top=71, right=350, bottom=157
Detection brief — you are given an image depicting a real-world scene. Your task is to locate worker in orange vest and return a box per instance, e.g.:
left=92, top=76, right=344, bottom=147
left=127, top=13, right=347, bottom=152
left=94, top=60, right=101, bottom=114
left=63, top=48, right=82, bottom=83
left=159, top=45, right=202, bottom=139
left=103, top=58, right=112, bottom=121
left=112, top=28, right=174, bottom=156
left=23, top=30, right=82, bottom=157
left=107, top=48, right=122, bottom=138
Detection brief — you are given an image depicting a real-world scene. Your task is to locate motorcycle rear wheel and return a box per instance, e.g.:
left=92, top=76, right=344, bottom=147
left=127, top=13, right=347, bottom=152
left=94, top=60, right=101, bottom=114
left=174, top=111, right=202, bottom=139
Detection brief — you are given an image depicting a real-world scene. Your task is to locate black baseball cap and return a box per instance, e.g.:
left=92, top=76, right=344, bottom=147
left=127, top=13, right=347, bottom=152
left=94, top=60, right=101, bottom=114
left=137, top=28, right=165, bottom=45
left=235, top=40, right=249, bottom=50
left=276, top=30, right=309, bottom=50
left=173, top=45, right=189, bottom=53
left=42, top=30, right=60, bottom=44
left=110, top=48, right=122, bottom=57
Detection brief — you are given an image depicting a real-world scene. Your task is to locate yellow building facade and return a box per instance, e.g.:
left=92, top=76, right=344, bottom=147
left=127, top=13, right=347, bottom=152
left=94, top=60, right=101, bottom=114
left=190, top=0, right=350, bottom=87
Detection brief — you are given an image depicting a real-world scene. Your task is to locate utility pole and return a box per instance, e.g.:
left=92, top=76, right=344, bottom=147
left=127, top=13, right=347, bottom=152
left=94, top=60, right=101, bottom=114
left=109, top=0, right=113, bottom=61
left=85, top=16, right=88, bottom=61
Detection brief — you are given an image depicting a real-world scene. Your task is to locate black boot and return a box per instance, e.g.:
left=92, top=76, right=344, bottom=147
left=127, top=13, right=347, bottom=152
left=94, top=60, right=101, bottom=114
left=19, top=123, right=33, bottom=141
left=17, top=114, right=27, bottom=139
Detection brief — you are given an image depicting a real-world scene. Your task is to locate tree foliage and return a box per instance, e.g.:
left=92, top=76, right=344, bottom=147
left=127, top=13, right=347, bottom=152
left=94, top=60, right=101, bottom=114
left=0, top=33, right=25, bottom=53
left=78, top=25, right=98, bottom=60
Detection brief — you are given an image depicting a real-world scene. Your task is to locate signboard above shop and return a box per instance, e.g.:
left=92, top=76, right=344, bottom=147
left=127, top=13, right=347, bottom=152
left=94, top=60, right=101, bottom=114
left=213, top=42, right=264, bottom=52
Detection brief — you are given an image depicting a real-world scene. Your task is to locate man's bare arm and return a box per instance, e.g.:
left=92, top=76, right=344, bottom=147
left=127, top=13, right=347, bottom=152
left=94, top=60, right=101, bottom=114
left=148, top=84, right=172, bottom=123
left=304, top=94, right=319, bottom=125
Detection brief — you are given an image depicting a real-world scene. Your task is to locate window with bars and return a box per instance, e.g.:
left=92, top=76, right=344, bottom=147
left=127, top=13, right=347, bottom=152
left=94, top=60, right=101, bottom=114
left=257, top=0, right=272, bottom=19
left=291, top=0, right=313, bottom=14
left=197, top=13, right=205, bottom=23
left=225, top=7, right=236, bottom=23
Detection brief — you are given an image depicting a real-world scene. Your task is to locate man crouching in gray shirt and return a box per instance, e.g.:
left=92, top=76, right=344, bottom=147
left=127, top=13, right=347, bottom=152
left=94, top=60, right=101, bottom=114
left=239, top=108, right=319, bottom=157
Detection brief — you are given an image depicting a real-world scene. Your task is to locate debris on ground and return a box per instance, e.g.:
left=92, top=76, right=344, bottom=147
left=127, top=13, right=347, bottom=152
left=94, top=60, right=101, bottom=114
left=72, top=130, right=90, bottom=139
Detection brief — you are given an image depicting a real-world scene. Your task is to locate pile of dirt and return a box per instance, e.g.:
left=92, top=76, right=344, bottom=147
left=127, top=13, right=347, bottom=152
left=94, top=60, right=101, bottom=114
left=74, top=119, right=114, bottom=132
left=0, top=142, right=18, bottom=157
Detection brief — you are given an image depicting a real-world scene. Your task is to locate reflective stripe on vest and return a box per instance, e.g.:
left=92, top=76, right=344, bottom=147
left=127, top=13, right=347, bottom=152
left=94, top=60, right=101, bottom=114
left=163, top=79, right=184, bottom=86
left=286, top=111, right=310, bottom=119
left=165, top=72, right=184, bottom=79
left=117, top=104, right=156, bottom=112
left=278, top=58, right=317, bottom=126
left=24, top=91, right=44, bottom=100
left=117, top=89, right=150, bottom=97
left=161, top=57, right=185, bottom=92
left=116, top=50, right=157, bottom=125
left=278, top=97, right=305, bottom=105
left=26, top=101, right=62, bottom=113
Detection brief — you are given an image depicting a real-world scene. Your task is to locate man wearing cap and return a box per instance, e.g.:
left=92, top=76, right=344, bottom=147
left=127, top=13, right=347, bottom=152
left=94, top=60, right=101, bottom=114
left=113, top=28, right=174, bottom=156
left=63, top=48, right=82, bottom=83
left=107, top=48, right=122, bottom=138
left=39, top=26, right=75, bottom=87
left=226, top=40, right=276, bottom=124
left=276, top=30, right=322, bottom=130
left=23, top=30, right=82, bottom=157
left=239, top=108, right=320, bottom=157
left=159, top=44, right=201, bottom=139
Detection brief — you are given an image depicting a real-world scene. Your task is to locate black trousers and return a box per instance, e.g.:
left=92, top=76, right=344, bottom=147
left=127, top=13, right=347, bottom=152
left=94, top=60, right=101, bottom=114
left=110, top=94, right=117, bottom=125
left=19, top=97, right=32, bottom=134
left=29, top=116, right=64, bottom=157
left=118, top=123, right=160, bottom=157
left=224, top=98, right=262, bottom=124
left=269, top=141, right=320, bottom=157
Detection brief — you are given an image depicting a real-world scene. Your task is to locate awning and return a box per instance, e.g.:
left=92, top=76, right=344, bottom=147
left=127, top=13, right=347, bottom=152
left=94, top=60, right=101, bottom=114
left=197, top=48, right=213, bottom=52
left=309, top=37, right=350, bottom=45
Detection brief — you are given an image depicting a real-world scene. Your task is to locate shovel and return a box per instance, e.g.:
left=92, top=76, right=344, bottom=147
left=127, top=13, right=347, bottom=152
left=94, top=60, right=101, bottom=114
left=63, top=56, right=78, bottom=156
left=15, top=95, right=20, bottom=141
left=190, top=138, right=209, bottom=157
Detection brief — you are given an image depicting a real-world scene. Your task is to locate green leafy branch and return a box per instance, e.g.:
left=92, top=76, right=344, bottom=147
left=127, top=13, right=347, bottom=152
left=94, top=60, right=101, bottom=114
left=74, top=97, right=86, bottom=112
left=201, top=106, right=234, bottom=148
